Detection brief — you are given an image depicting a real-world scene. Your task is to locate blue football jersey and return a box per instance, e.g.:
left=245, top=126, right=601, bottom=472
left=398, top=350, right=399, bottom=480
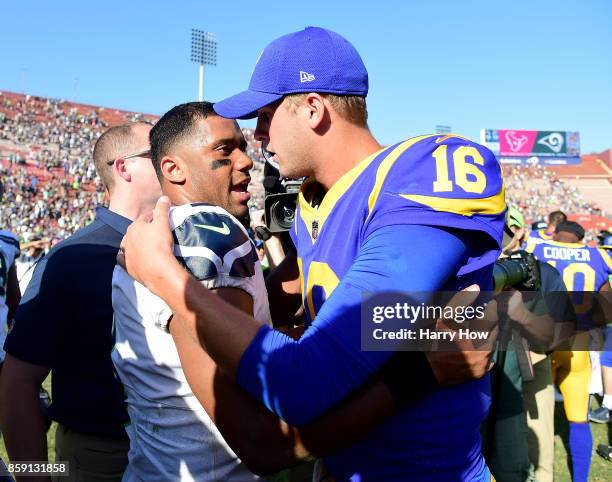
left=291, top=134, right=505, bottom=324
left=527, top=239, right=612, bottom=329
left=526, top=240, right=612, bottom=293
left=285, top=134, right=505, bottom=480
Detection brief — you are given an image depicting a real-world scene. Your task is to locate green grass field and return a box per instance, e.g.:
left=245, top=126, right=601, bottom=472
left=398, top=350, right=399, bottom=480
left=1, top=378, right=611, bottom=480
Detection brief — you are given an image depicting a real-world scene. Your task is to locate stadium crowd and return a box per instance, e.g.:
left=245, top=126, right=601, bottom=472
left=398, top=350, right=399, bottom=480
left=0, top=164, right=103, bottom=244
left=0, top=92, right=266, bottom=246
left=504, top=165, right=606, bottom=242
left=0, top=92, right=607, bottom=249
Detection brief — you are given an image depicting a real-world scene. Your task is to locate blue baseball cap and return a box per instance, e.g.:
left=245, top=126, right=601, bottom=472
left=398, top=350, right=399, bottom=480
left=214, top=26, right=368, bottom=120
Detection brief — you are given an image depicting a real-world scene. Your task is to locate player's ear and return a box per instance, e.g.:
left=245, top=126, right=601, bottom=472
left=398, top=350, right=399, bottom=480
left=160, top=155, right=186, bottom=184
left=304, top=93, right=326, bottom=130
left=113, top=157, right=131, bottom=182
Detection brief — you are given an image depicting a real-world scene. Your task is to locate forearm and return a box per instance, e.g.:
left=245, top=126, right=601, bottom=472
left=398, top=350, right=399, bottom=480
left=513, top=312, right=557, bottom=351
left=295, top=378, right=395, bottom=455
left=264, top=251, right=302, bottom=325
left=263, top=235, right=286, bottom=270
left=506, top=292, right=565, bottom=351
left=0, top=385, right=50, bottom=482
left=155, top=263, right=262, bottom=377
left=169, top=316, right=306, bottom=474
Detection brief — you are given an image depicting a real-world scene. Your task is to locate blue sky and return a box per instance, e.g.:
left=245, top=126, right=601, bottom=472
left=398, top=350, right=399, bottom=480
left=1, top=0, right=610, bottom=152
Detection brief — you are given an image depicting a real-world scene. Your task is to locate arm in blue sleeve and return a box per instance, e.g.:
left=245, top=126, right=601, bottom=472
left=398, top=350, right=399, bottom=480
left=236, top=224, right=470, bottom=426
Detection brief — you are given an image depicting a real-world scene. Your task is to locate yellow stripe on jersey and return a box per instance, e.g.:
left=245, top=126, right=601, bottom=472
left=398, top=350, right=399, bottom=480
left=598, top=248, right=612, bottom=271
left=538, top=229, right=553, bottom=240
left=298, top=146, right=387, bottom=244
left=434, top=134, right=472, bottom=144
left=399, top=185, right=506, bottom=217
left=296, top=256, right=305, bottom=300
left=366, top=135, right=437, bottom=218
left=525, top=240, right=537, bottom=254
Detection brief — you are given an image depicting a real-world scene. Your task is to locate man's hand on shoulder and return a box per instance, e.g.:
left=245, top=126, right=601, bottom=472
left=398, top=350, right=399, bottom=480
left=118, top=196, right=183, bottom=297
left=425, top=285, right=498, bottom=385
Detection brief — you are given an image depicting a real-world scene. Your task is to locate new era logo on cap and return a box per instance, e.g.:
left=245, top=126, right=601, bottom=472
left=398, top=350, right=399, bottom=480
left=300, top=71, right=316, bottom=83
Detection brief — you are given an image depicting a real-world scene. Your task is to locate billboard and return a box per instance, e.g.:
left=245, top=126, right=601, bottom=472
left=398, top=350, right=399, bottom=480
left=480, top=129, right=581, bottom=165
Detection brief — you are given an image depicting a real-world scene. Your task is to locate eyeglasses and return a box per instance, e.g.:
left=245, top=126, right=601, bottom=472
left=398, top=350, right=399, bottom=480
left=106, top=149, right=151, bottom=165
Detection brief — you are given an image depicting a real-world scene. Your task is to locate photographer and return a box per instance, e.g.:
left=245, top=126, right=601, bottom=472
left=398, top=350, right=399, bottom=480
left=487, top=207, right=574, bottom=482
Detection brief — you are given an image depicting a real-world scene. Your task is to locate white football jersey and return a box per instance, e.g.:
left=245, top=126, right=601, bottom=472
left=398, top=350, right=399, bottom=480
left=112, top=204, right=270, bottom=482
left=0, top=230, right=20, bottom=362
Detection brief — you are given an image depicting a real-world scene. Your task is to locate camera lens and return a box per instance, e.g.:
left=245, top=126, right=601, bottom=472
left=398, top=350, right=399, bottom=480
left=270, top=199, right=295, bottom=231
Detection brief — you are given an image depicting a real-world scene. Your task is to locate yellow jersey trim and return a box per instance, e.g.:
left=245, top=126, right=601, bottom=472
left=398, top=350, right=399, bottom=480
left=434, top=134, right=472, bottom=144
left=525, top=240, right=537, bottom=254
left=366, top=135, right=437, bottom=218
left=538, top=229, right=553, bottom=240
left=598, top=248, right=612, bottom=270
left=298, top=146, right=387, bottom=244
left=399, top=185, right=506, bottom=217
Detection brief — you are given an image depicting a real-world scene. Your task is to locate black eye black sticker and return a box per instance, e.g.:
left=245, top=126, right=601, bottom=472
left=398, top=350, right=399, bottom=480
left=211, top=159, right=231, bottom=170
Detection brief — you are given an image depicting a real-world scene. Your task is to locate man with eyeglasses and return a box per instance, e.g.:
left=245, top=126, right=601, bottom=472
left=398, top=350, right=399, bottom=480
left=0, top=122, right=161, bottom=482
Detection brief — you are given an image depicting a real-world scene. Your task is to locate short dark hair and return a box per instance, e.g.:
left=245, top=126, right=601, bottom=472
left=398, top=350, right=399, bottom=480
left=548, top=210, right=567, bottom=227
left=150, top=102, right=216, bottom=178
left=555, top=221, right=585, bottom=241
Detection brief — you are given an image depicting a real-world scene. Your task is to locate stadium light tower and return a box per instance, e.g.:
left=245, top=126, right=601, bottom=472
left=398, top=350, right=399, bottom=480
left=191, top=29, right=217, bottom=101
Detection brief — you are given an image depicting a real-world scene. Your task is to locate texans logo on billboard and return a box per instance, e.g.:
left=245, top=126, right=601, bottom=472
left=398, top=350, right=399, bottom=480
left=481, top=129, right=580, bottom=166
left=505, top=131, right=529, bottom=152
